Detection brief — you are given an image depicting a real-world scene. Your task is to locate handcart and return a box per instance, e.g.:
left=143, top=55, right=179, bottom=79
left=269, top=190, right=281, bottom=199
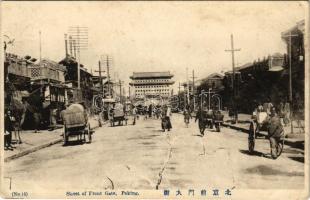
left=62, top=103, right=92, bottom=145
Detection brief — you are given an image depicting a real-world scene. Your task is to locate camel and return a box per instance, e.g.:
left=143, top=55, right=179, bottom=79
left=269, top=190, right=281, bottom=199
left=8, top=98, right=25, bottom=144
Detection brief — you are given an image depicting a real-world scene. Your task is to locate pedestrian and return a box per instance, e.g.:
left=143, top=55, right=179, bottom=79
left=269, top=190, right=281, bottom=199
left=183, top=107, right=192, bottom=128
left=195, top=105, right=207, bottom=135
left=49, top=108, right=57, bottom=131
left=33, top=112, right=41, bottom=133
left=148, top=104, right=152, bottom=118
left=156, top=106, right=161, bottom=119
left=263, top=101, right=269, bottom=113
left=132, top=106, right=137, bottom=125
left=144, top=106, right=148, bottom=120
left=277, top=101, right=285, bottom=125
left=4, top=109, right=14, bottom=150
left=257, top=102, right=264, bottom=112
left=267, top=101, right=274, bottom=115
left=284, top=102, right=290, bottom=126
left=267, top=107, right=284, bottom=159
left=166, top=104, right=172, bottom=131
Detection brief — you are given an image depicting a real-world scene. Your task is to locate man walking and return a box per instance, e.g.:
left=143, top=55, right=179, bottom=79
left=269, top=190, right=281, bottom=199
left=132, top=106, right=137, bottom=125
left=267, top=108, right=284, bottom=159
left=183, top=105, right=192, bottom=128
left=4, top=109, right=14, bottom=150
left=166, top=105, right=172, bottom=131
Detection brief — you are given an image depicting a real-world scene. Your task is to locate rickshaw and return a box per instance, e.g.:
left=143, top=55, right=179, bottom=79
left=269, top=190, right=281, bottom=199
left=61, top=103, right=92, bottom=145
left=197, top=92, right=224, bottom=134
left=248, top=109, right=284, bottom=158
left=109, top=103, right=128, bottom=126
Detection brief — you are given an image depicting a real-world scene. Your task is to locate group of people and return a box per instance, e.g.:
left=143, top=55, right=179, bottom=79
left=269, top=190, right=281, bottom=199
left=255, top=101, right=291, bottom=126
left=253, top=100, right=286, bottom=159
left=130, top=104, right=173, bottom=131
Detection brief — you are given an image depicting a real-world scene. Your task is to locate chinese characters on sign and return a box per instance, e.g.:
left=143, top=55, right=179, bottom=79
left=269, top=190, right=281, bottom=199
left=163, top=188, right=233, bottom=197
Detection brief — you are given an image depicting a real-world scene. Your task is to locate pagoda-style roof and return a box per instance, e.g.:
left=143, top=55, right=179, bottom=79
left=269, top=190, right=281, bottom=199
left=130, top=71, right=173, bottom=79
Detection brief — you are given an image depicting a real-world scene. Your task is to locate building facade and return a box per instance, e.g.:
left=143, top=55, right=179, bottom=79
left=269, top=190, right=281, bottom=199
left=281, top=20, right=305, bottom=118
left=129, top=71, right=174, bottom=99
left=4, top=53, right=68, bottom=129
left=59, top=56, right=98, bottom=108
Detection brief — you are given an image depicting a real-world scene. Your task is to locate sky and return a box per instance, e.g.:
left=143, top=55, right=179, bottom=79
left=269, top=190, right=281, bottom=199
left=2, top=1, right=307, bottom=93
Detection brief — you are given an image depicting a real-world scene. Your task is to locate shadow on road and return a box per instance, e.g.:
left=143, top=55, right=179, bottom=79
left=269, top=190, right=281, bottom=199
left=144, top=126, right=156, bottom=129
left=208, top=129, right=220, bottom=133
left=63, top=140, right=86, bottom=147
left=239, top=149, right=266, bottom=157
left=151, top=129, right=166, bottom=133
left=288, top=156, right=304, bottom=163
left=225, top=120, right=251, bottom=124
left=193, top=134, right=203, bottom=137
left=284, top=140, right=304, bottom=151
left=244, top=165, right=304, bottom=176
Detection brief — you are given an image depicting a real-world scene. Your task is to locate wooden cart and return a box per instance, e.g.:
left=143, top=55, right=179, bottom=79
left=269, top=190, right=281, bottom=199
left=109, top=103, right=127, bottom=127
left=62, top=104, right=91, bottom=145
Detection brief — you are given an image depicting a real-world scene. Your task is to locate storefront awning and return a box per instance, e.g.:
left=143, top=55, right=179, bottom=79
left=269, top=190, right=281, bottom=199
left=268, top=66, right=284, bottom=72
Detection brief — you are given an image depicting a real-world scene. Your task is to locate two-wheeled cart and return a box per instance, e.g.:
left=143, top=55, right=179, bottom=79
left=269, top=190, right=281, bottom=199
left=62, top=103, right=92, bottom=145
left=248, top=111, right=284, bottom=158
left=109, top=103, right=128, bottom=127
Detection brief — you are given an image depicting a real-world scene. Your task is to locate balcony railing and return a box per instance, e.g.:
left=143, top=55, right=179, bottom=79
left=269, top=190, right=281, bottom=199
left=29, top=66, right=65, bottom=82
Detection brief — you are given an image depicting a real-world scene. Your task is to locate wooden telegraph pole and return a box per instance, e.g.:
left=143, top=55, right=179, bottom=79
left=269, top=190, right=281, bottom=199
left=191, top=69, right=197, bottom=111
left=68, top=26, right=88, bottom=90
left=186, top=67, right=190, bottom=106
left=118, top=79, right=124, bottom=103
left=101, top=55, right=112, bottom=97
left=225, top=34, right=241, bottom=123
left=95, top=60, right=105, bottom=96
left=287, top=31, right=298, bottom=134
left=178, top=82, right=181, bottom=109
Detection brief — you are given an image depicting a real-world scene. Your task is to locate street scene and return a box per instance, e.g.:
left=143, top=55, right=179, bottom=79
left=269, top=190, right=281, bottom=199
left=2, top=1, right=307, bottom=199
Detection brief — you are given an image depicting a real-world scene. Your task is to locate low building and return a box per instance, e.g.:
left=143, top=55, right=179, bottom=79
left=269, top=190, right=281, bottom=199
left=4, top=53, right=32, bottom=104
left=59, top=56, right=98, bottom=108
left=5, top=53, right=68, bottom=129
left=199, top=73, right=225, bottom=92
left=181, top=81, right=194, bottom=95
left=28, top=58, right=68, bottom=128
left=281, top=20, right=305, bottom=117
left=129, top=71, right=175, bottom=99
left=92, top=75, right=114, bottom=98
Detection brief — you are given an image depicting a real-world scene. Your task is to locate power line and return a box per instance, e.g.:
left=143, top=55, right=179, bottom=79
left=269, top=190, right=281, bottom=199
left=67, top=26, right=88, bottom=90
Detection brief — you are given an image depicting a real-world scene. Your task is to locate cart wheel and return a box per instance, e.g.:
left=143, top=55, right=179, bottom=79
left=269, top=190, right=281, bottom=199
left=63, top=125, right=68, bottom=145
left=248, top=122, right=256, bottom=154
left=87, top=124, right=92, bottom=143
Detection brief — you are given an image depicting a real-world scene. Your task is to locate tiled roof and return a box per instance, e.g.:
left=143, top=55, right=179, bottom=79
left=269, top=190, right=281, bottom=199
left=40, top=59, right=66, bottom=72
left=130, top=71, right=173, bottom=79
left=206, top=73, right=224, bottom=79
